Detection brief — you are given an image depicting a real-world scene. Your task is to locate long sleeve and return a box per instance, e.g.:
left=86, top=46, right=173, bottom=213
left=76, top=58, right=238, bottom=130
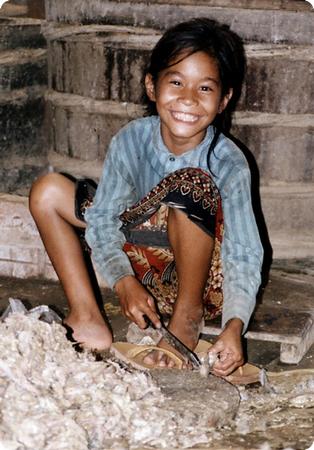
left=84, top=136, right=138, bottom=288
left=85, top=116, right=263, bottom=328
left=220, top=163, right=263, bottom=332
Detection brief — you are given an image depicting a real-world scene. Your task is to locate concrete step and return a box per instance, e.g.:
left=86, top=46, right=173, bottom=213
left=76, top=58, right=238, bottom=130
left=0, top=193, right=56, bottom=280
left=0, top=86, right=48, bottom=194
left=46, top=91, right=314, bottom=184
left=46, top=26, right=314, bottom=115
left=45, top=91, right=143, bottom=162
left=269, top=231, right=314, bottom=259
left=45, top=0, right=314, bottom=17
left=260, top=182, right=314, bottom=233
left=47, top=25, right=156, bottom=105
left=0, top=158, right=48, bottom=196
left=0, top=48, right=47, bottom=91
left=0, top=86, right=46, bottom=156
left=232, top=111, right=314, bottom=184
left=239, top=44, right=314, bottom=114
left=45, top=0, right=314, bottom=45
left=48, top=150, right=102, bottom=181
left=0, top=16, right=46, bottom=50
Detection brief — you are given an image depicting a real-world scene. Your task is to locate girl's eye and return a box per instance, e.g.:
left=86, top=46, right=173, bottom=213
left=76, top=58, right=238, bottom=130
left=170, top=80, right=181, bottom=86
left=200, top=86, right=213, bottom=92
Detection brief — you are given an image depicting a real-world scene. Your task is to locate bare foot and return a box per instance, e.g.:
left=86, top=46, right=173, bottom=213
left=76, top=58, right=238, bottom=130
left=142, top=342, right=188, bottom=369
left=143, top=305, right=203, bottom=368
left=63, top=312, right=112, bottom=351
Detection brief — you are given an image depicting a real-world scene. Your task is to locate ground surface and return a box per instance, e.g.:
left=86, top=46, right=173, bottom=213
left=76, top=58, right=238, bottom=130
left=0, top=259, right=313, bottom=449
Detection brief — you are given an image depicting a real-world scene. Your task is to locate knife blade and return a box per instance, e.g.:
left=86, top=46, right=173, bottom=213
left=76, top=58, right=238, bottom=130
left=158, top=323, right=201, bottom=368
left=144, top=316, right=201, bottom=369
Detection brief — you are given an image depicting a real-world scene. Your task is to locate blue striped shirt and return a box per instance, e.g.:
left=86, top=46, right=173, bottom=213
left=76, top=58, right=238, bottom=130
left=85, top=116, right=263, bottom=331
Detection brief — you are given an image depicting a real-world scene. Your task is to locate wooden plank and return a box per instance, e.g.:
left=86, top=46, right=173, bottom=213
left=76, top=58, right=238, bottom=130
left=280, top=315, right=314, bottom=364
left=202, top=304, right=314, bottom=361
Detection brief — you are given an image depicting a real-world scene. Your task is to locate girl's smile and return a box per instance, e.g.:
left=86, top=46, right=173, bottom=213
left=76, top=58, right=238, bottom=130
left=145, top=51, right=232, bottom=155
left=170, top=111, right=200, bottom=123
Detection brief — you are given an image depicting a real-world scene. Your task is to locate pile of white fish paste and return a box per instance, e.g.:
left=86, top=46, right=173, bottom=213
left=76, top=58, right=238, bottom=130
left=0, top=311, right=238, bottom=450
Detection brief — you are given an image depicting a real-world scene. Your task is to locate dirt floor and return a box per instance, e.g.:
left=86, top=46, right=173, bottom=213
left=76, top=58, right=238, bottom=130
left=0, top=259, right=313, bottom=449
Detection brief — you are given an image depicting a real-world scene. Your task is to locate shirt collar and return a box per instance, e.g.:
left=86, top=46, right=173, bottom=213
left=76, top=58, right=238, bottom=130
left=152, top=116, right=215, bottom=160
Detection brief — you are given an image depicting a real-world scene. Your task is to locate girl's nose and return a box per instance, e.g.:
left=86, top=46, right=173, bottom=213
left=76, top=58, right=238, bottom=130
left=178, top=88, right=197, bottom=105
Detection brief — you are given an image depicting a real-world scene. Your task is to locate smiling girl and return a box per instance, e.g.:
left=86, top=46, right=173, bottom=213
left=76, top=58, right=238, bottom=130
left=29, top=18, right=263, bottom=376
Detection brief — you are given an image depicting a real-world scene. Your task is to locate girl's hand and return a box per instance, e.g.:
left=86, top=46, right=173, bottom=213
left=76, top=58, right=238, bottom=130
left=208, top=318, right=244, bottom=377
left=114, top=275, right=161, bottom=329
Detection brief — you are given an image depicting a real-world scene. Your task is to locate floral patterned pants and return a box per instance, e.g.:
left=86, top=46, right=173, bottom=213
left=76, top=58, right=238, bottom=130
left=119, top=168, right=224, bottom=320
left=75, top=167, right=224, bottom=320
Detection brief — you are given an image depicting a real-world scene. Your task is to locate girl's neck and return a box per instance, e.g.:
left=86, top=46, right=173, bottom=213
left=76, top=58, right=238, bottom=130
left=160, top=122, right=208, bottom=156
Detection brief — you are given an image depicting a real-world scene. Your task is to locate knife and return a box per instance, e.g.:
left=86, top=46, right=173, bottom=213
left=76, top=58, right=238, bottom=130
left=144, top=316, right=201, bottom=369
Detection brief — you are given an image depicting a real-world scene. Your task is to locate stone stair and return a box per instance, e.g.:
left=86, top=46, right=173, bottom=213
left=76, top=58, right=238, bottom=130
left=0, top=0, right=313, bottom=281
left=0, top=16, right=47, bottom=195
left=42, top=4, right=314, bottom=260
left=0, top=14, right=50, bottom=279
left=45, top=0, right=314, bottom=45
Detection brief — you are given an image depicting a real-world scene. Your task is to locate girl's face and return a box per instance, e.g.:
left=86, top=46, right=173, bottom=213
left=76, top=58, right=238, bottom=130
left=145, top=51, right=232, bottom=155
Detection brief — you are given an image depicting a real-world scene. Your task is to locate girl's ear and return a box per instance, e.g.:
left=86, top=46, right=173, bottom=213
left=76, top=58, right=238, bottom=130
left=218, top=88, right=233, bottom=114
left=145, top=73, right=156, bottom=102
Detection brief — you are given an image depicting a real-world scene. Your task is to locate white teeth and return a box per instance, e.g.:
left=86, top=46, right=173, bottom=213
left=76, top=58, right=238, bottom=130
left=172, top=111, right=198, bottom=122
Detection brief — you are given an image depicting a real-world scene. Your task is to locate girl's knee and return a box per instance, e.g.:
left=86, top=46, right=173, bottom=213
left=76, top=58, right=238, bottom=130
left=29, top=172, right=70, bottom=215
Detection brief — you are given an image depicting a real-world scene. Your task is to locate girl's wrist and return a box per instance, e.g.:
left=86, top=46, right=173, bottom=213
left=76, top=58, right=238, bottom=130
left=114, top=274, right=136, bottom=293
left=224, top=318, right=243, bottom=334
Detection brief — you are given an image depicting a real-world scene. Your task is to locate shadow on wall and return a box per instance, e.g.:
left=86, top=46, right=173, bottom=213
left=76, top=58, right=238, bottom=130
left=229, top=133, right=273, bottom=293
left=27, top=0, right=45, bottom=18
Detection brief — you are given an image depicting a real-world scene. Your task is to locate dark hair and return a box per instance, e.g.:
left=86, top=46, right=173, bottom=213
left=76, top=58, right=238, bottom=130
left=145, top=18, right=246, bottom=133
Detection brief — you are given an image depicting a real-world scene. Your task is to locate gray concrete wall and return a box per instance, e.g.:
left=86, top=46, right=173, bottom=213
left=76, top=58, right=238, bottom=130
left=44, top=0, right=314, bottom=44
left=0, top=17, right=48, bottom=195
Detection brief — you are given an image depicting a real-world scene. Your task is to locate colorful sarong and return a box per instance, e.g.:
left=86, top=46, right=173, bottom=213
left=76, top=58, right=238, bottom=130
left=75, top=168, right=224, bottom=320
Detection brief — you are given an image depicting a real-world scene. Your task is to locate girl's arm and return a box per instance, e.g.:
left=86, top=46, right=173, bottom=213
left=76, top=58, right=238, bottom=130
left=85, top=136, right=137, bottom=288
left=220, top=164, right=263, bottom=332
left=85, top=136, right=161, bottom=329
left=210, top=162, right=263, bottom=376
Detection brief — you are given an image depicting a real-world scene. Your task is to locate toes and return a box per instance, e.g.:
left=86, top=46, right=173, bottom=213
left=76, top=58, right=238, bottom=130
left=156, top=353, right=182, bottom=368
left=143, top=350, right=158, bottom=366
left=142, top=348, right=186, bottom=369
left=157, top=356, right=167, bottom=367
left=143, top=350, right=177, bottom=368
left=167, top=357, right=175, bottom=368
